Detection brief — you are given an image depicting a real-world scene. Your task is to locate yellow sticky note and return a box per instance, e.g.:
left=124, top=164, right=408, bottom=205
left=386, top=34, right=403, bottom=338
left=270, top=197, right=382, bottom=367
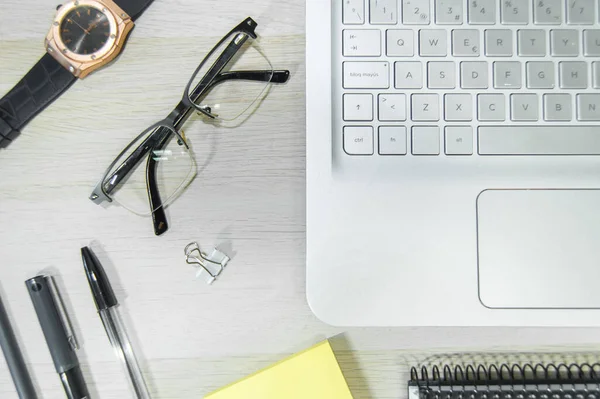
left=205, top=340, right=354, bottom=399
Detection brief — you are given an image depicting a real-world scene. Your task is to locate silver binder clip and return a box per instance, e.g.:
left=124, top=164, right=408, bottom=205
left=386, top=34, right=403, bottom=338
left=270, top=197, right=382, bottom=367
left=184, top=242, right=230, bottom=284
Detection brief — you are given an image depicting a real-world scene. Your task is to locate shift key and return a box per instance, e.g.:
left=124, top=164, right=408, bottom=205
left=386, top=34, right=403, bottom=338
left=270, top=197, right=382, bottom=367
left=343, top=61, right=390, bottom=89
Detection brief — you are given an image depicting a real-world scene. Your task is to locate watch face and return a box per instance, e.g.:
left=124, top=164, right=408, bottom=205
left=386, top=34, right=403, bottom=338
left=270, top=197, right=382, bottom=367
left=59, top=6, right=111, bottom=55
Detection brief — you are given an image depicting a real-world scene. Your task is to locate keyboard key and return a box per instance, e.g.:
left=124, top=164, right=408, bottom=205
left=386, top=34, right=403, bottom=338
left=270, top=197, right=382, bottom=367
left=419, top=30, right=448, bottom=56
left=378, top=94, right=407, bottom=121
left=577, top=94, right=600, bottom=121
left=370, top=0, right=398, bottom=24
left=501, top=0, right=529, bottom=25
left=550, top=30, right=580, bottom=56
left=479, top=126, right=600, bottom=155
left=534, top=0, right=562, bottom=25
left=494, top=61, right=522, bottom=89
left=343, top=0, right=365, bottom=24
left=387, top=30, right=414, bottom=56
left=485, top=30, right=513, bottom=56
left=445, top=93, right=473, bottom=121
left=517, top=29, right=546, bottom=56
left=412, top=126, right=440, bottom=155
left=544, top=94, right=572, bottom=121
left=594, top=62, right=600, bottom=88
left=526, top=61, right=555, bottom=89
left=435, top=0, right=463, bottom=25
left=583, top=30, right=600, bottom=56
left=559, top=61, right=588, bottom=89
left=395, top=61, right=423, bottom=88
left=511, top=94, right=539, bottom=121
left=343, top=30, right=381, bottom=57
left=468, top=0, right=496, bottom=25
left=478, top=94, right=506, bottom=121
left=461, top=61, right=489, bottom=88
left=412, top=94, right=440, bottom=121
left=343, top=94, right=373, bottom=121
left=428, top=61, right=456, bottom=88
left=379, top=126, right=407, bottom=155
left=445, top=126, right=473, bottom=155
left=452, top=30, right=481, bottom=56
left=344, top=126, right=373, bottom=155
left=402, top=0, right=431, bottom=25
left=343, top=61, right=390, bottom=88
left=567, top=0, right=595, bottom=25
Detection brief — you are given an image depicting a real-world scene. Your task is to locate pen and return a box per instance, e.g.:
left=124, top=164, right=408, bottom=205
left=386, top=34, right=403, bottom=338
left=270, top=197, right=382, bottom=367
left=81, top=247, right=151, bottom=399
left=0, top=293, right=38, bottom=399
left=25, top=275, right=89, bottom=399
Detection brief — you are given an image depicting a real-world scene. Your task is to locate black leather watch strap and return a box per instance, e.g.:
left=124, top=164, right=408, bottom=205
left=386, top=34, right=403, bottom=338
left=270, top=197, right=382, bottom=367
left=0, top=0, right=154, bottom=149
left=116, top=0, right=155, bottom=21
left=0, top=54, right=76, bottom=148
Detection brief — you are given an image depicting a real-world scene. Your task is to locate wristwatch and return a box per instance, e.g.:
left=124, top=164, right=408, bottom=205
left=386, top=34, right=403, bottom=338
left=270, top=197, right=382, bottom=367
left=0, top=0, right=154, bottom=148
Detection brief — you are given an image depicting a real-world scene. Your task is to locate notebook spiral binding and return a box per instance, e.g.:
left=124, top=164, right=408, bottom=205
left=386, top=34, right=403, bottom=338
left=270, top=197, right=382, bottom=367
left=409, top=363, right=600, bottom=399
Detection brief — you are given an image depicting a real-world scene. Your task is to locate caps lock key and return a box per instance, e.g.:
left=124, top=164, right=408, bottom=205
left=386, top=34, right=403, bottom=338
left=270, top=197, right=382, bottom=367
left=343, top=61, right=390, bottom=89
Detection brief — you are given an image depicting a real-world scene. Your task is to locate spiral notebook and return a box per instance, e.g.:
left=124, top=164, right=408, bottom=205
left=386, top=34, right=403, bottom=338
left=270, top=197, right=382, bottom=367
left=409, top=361, right=600, bottom=399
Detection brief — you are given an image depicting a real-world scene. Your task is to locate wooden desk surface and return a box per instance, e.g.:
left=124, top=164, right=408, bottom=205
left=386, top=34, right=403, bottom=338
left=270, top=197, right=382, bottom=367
left=0, top=1, right=599, bottom=397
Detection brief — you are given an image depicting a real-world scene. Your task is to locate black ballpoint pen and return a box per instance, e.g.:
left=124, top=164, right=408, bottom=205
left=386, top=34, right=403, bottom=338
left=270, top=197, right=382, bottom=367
left=25, top=275, right=89, bottom=399
left=81, top=247, right=151, bottom=399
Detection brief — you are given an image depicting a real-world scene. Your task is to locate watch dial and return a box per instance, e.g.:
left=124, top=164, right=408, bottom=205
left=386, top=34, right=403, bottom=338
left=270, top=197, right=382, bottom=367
left=59, top=6, right=111, bottom=55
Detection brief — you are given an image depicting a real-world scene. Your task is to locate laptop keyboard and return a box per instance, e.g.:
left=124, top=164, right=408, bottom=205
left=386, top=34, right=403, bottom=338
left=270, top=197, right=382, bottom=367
left=337, top=0, right=600, bottom=156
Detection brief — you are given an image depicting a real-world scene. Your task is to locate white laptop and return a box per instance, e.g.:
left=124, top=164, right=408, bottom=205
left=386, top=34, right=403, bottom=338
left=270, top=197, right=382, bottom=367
left=306, top=0, right=600, bottom=326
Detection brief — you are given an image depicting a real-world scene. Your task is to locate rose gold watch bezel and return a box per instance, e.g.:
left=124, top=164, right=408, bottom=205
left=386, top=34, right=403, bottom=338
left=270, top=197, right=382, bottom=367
left=45, top=0, right=134, bottom=79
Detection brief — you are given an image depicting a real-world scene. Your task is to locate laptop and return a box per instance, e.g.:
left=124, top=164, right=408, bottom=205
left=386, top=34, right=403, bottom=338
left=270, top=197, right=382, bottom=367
left=306, top=0, right=600, bottom=326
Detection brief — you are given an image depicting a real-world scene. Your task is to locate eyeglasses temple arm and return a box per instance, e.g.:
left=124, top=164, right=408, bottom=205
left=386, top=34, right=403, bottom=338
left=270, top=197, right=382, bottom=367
left=210, top=70, right=290, bottom=85
left=186, top=17, right=259, bottom=100
left=145, top=150, right=169, bottom=236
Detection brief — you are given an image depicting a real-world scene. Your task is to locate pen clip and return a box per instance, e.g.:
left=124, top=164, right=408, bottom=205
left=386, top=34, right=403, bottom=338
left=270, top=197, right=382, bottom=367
left=45, top=276, right=79, bottom=351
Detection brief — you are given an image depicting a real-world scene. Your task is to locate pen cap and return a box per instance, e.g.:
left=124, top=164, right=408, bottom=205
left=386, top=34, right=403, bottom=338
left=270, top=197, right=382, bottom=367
left=25, top=276, right=79, bottom=374
left=81, top=247, right=118, bottom=311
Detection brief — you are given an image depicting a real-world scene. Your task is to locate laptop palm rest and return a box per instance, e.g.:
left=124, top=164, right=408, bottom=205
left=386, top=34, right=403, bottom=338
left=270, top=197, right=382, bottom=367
left=477, top=189, right=600, bottom=309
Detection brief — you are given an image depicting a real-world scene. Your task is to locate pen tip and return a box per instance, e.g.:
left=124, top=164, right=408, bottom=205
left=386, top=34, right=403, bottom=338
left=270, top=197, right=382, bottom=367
left=81, top=246, right=118, bottom=310
left=81, top=246, right=90, bottom=264
left=81, top=247, right=96, bottom=276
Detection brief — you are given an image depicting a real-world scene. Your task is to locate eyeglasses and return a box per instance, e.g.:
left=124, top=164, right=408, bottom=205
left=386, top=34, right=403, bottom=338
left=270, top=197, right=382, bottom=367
left=89, top=17, right=290, bottom=236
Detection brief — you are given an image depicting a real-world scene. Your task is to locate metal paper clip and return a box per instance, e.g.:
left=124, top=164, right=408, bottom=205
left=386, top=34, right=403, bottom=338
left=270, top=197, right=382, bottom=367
left=184, top=242, right=230, bottom=284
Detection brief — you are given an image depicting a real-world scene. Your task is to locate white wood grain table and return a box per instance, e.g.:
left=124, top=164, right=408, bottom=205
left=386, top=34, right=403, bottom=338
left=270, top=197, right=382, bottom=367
left=1, top=1, right=600, bottom=398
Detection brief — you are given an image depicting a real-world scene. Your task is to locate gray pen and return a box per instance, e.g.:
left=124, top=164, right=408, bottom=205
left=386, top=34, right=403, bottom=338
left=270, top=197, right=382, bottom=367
left=26, top=275, right=90, bottom=399
left=0, top=293, right=37, bottom=399
left=81, top=247, right=151, bottom=399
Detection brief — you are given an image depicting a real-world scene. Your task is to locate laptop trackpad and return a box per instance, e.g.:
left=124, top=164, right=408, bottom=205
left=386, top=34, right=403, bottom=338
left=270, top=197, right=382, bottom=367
left=477, top=189, right=600, bottom=309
